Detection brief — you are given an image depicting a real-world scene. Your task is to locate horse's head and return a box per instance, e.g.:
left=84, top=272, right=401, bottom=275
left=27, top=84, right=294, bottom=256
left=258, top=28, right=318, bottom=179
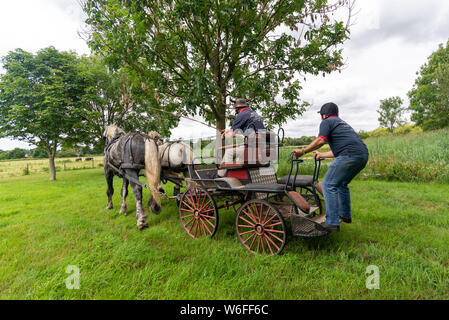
left=147, top=131, right=163, bottom=145
left=103, top=125, right=125, bottom=143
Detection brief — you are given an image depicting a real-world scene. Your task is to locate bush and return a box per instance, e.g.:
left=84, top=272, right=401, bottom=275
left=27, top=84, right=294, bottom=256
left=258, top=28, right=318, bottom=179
left=369, top=127, right=391, bottom=137
left=358, top=130, right=370, bottom=139
left=393, top=123, right=423, bottom=136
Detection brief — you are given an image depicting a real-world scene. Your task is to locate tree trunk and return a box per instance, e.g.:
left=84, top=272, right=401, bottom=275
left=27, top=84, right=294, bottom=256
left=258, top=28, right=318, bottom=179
left=215, top=103, right=227, bottom=132
left=49, top=154, right=56, bottom=181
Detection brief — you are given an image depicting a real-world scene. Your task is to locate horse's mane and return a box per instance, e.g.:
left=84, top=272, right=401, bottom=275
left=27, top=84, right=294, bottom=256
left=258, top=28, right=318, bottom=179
left=104, top=125, right=126, bottom=140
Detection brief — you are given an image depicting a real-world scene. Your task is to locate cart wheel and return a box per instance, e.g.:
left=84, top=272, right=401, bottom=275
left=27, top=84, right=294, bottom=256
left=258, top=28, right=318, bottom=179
left=179, top=186, right=218, bottom=238
left=236, top=199, right=287, bottom=255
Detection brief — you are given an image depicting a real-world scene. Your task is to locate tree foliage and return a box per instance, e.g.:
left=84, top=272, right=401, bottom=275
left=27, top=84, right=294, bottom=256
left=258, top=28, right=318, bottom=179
left=408, top=40, right=449, bottom=131
left=0, top=47, right=87, bottom=180
left=77, top=55, right=176, bottom=150
left=82, top=0, right=354, bottom=131
left=377, top=96, right=405, bottom=132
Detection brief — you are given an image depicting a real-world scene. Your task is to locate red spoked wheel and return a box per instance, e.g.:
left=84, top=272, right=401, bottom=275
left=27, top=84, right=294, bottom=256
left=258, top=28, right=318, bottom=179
left=179, top=186, right=218, bottom=238
left=236, top=199, right=287, bottom=255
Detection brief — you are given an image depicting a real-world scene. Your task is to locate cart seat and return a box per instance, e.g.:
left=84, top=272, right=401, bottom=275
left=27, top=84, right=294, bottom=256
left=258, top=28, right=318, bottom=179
left=214, top=177, right=244, bottom=189
left=278, top=175, right=314, bottom=187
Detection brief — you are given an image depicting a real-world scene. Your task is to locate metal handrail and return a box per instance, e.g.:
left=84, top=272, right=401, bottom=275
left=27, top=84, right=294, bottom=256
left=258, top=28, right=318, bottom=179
left=284, top=152, right=303, bottom=191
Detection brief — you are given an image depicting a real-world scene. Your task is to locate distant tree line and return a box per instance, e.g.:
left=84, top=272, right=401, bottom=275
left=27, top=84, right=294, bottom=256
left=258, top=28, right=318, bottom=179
left=282, top=136, right=316, bottom=147
left=0, top=145, right=103, bottom=161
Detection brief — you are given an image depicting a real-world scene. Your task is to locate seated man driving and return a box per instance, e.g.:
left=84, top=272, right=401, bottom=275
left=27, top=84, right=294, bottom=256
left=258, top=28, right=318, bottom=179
left=219, top=98, right=265, bottom=175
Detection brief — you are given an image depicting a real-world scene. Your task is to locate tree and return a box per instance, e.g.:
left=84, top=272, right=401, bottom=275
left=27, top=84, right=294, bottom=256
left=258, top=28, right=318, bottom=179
left=0, top=47, right=86, bottom=180
left=82, top=0, right=354, bottom=131
left=377, top=96, right=405, bottom=132
left=77, top=55, right=177, bottom=150
left=7, top=148, right=27, bottom=159
left=408, top=40, right=449, bottom=130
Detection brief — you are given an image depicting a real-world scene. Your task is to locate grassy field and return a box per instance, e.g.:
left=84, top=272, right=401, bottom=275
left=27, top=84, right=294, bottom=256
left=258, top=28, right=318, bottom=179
left=0, top=168, right=448, bottom=299
left=0, top=156, right=103, bottom=179
left=363, top=128, right=449, bottom=183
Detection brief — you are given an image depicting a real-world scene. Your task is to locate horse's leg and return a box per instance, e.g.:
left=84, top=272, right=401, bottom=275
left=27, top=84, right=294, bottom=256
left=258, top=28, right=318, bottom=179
left=125, top=169, right=148, bottom=230
left=105, top=167, right=114, bottom=210
left=119, top=178, right=129, bottom=215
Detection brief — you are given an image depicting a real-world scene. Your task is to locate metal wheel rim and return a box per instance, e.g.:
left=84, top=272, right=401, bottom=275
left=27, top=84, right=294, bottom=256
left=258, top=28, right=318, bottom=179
left=179, top=186, right=218, bottom=238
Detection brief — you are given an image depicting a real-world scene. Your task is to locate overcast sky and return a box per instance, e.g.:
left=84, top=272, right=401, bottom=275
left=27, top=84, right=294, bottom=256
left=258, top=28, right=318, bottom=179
left=1, top=0, right=449, bottom=150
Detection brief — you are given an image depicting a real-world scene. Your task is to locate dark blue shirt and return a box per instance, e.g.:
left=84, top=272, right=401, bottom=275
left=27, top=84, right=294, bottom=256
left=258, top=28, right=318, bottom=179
left=231, top=108, right=265, bottom=134
left=318, top=116, right=369, bottom=157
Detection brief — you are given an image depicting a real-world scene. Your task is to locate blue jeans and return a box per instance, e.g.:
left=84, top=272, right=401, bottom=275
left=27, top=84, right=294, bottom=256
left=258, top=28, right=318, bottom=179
left=322, top=154, right=369, bottom=226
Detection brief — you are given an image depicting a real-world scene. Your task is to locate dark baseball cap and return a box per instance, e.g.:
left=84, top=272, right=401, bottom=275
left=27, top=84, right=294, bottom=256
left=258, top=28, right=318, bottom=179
left=318, top=102, right=339, bottom=117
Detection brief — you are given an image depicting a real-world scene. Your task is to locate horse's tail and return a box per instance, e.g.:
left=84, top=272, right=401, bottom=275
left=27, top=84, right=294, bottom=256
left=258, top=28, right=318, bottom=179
left=144, top=137, right=162, bottom=214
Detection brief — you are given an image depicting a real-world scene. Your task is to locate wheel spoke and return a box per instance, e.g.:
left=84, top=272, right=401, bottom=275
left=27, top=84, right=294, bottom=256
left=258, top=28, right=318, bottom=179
left=264, top=228, right=284, bottom=234
left=200, top=218, right=212, bottom=236
left=243, top=232, right=256, bottom=244
left=265, top=230, right=284, bottom=243
left=199, top=195, right=209, bottom=211
left=184, top=217, right=195, bottom=227
left=200, top=214, right=216, bottom=220
left=188, top=218, right=196, bottom=233
left=262, top=207, right=271, bottom=224
left=185, top=192, right=197, bottom=209
left=181, top=200, right=195, bottom=212
left=243, top=209, right=258, bottom=224
left=194, top=220, right=199, bottom=237
left=246, top=206, right=259, bottom=224
left=262, top=214, right=277, bottom=227
left=238, top=224, right=254, bottom=228
left=238, top=215, right=255, bottom=227
left=199, top=207, right=215, bottom=214
left=204, top=216, right=216, bottom=229
left=264, top=233, right=279, bottom=252
left=200, top=218, right=209, bottom=236
left=248, top=233, right=257, bottom=249
left=260, top=234, right=265, bottom=254
left=194, top=188, right=201, bottom=208
left=181, top=213, right=195, bottom=219
left=265, top=221, right=282, bottom=228
left=239, top=229, right=256, bottom=236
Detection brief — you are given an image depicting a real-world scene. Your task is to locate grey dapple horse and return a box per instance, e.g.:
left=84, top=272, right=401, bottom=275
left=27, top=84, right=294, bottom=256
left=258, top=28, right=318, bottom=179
left=103, top=125, right=162, bottom=230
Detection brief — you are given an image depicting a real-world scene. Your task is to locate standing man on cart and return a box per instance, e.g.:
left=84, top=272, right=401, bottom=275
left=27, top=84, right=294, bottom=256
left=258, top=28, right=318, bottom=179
left=294, top=102, right=369, bottom=233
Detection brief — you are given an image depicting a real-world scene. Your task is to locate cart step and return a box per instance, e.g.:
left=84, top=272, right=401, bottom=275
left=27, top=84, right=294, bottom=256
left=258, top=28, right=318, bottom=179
left=310, top=214, right=326, bottom=223
left=291, top=213, right=328, bottom=237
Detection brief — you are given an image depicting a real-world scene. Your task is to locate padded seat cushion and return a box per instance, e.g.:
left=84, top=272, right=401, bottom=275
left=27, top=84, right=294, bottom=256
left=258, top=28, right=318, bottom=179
left=215, top=178, right=244, bottom=189
left=278, top=175, right=314, bottom=187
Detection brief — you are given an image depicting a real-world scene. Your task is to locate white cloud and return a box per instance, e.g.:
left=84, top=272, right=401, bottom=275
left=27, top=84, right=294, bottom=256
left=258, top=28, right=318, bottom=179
left=0, top=0, right=89, bottom=60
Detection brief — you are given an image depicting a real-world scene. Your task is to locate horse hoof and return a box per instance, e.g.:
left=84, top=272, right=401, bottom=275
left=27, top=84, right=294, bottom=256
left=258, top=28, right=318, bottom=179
left=150, top=204, right=162, bottom=215
left=137, top=221, right=149, bottom=230
left=106, top=205, right=113, bottom=210
left=120, top=208, right=128, bottom=215
left=138, top=224, right=149, bottom=231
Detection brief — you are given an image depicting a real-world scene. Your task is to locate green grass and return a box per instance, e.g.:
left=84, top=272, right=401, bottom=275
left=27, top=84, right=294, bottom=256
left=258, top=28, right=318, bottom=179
left=363, top=128, right=449, bottom=183
left=0, top=169, right=448, bottom=299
